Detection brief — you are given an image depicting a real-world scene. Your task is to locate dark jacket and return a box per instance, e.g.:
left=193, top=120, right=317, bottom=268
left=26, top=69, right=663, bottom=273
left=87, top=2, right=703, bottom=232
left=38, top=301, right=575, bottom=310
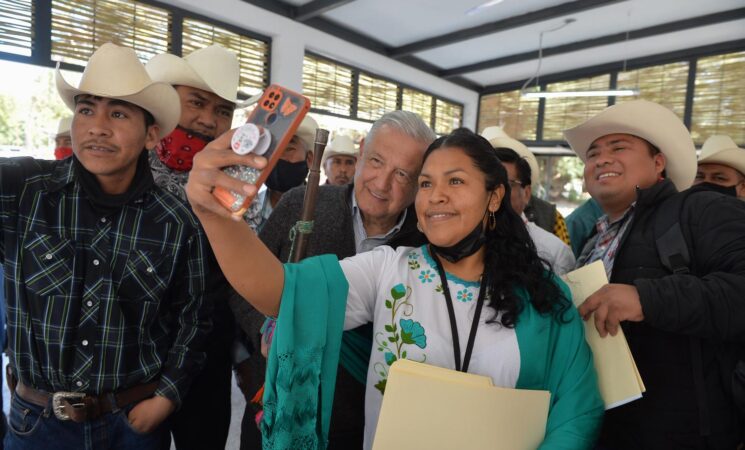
left=229, top=183, right=424, bottom=449
left=596, top=180, right=745, bottom=449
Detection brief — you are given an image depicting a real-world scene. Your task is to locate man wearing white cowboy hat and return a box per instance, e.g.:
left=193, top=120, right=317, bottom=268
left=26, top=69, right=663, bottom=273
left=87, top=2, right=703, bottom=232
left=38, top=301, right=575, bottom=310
left=566, top=99, right=745, bottom=448
left=694, top=134, right=745, bottom=199
left=0, top=43, right=211, bottom=450
left=323, top=134, right=358, bottom=186
left=146, top=43, right=253, bottom=450
left=53, top=116, right=73, bottom=160
left=481, top=126, right=572, bottom=246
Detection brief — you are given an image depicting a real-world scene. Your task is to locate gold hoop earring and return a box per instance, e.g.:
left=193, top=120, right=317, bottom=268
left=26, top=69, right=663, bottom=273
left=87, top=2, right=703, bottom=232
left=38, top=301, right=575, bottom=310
left=488, top=211, right=496, bottom=231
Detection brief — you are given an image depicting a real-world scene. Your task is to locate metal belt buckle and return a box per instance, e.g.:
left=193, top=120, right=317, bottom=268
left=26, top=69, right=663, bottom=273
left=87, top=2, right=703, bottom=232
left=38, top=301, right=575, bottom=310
left=52, top=392, right=86, bottom=420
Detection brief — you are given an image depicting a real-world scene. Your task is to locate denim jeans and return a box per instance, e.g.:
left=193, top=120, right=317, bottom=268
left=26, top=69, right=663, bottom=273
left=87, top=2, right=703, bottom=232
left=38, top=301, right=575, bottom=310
left=4, top=392, right=169, bottom=450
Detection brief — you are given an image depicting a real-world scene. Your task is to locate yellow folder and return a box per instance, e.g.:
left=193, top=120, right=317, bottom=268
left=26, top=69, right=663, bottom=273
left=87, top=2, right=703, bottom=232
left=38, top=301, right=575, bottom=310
left=372, top=359, right=550, bottom=450
left=561, top=260, right=646, bottom=409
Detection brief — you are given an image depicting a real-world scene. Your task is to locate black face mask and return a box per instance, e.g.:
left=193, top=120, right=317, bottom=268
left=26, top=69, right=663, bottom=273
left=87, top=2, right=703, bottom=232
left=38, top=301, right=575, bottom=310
left=430, top=220, right=486, bottom=263
left=265, top=159, right=309, bottom=193
left=694, top=182, right=738, bottom=197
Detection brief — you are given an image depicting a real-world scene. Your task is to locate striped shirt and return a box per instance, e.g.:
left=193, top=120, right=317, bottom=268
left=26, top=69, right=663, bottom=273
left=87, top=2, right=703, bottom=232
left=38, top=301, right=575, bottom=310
left=0, top=156, right=210, bottom=407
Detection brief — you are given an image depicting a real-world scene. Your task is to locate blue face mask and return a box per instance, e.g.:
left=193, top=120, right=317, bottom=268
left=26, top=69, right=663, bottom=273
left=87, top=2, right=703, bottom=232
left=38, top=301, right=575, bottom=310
left=265, top=159, right=309, bottom=193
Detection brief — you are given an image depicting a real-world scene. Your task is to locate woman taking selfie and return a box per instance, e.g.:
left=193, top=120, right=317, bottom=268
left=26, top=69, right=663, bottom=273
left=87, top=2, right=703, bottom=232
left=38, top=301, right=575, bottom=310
left=186, top=128, right=603, bottom=449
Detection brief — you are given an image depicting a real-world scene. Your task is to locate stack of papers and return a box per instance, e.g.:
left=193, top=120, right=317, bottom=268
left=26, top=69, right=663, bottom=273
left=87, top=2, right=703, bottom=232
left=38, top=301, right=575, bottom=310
left=561, top=260, right=646, bottom=409
left=373, top=359, right=550, bottom=450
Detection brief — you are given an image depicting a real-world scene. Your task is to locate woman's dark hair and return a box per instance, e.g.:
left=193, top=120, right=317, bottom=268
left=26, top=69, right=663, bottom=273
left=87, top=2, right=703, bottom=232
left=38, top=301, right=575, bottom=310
left=422, top=128, right=571, bottom=326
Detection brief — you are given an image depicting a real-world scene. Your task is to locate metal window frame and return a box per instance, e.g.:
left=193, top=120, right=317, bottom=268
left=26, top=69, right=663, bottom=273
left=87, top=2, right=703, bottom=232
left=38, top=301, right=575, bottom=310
left=304, top=51, right=464, bottom=129
left=0, top=0, right=273, bottom=96
left=478, top=41, right=745, bottom=147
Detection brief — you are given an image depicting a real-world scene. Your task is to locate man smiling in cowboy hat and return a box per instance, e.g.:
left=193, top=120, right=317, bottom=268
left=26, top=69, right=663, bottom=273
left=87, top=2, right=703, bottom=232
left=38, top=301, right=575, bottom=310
left=323, top=134, right=358, bottom=186
left=146, top=44, right=251, bottom=450
left=694, top=134, right=745, bottom=199
left=566, top=99, right=745, bottom=448
left=0, top=43, right=211, bottom=449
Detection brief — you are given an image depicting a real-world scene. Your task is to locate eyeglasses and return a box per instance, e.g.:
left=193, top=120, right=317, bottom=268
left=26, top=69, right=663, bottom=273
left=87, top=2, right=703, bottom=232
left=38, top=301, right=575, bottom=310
left=508, top=179, right=524, bottom=189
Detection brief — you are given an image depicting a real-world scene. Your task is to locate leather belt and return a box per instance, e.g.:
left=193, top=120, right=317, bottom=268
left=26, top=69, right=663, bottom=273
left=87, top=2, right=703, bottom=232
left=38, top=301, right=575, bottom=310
left=15, top=381, right=158, bottom=423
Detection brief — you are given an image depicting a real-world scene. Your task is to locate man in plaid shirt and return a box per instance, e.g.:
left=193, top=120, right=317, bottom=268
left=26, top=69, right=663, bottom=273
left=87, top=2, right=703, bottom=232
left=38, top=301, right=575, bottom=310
left=1, top=43, right=210, bottom=450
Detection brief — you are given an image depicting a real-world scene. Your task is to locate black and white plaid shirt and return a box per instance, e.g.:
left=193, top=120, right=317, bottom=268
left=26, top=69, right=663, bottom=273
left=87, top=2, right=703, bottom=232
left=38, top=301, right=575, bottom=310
left=0, top=156, right=210, bottom=407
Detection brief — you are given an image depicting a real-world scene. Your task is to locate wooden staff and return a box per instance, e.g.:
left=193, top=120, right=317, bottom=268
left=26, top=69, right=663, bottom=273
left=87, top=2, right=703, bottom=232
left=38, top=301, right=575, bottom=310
left=289, top=128, right=330, bottom=263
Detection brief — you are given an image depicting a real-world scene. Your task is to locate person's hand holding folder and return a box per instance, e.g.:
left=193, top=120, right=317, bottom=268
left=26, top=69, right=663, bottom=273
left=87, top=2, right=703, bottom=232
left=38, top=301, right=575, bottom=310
left=577, top=283, right=645, bottom=337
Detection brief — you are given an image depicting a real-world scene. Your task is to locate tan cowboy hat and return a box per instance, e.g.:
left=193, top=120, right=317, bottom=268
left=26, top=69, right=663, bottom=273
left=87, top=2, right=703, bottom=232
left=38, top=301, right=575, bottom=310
left=146, top=45, right=257, bottom=108
left=56, top=43, right=179, bottom=139
left=698, top=135, right=745, bottom=177
left=481, top=126, right=540, bottom=187
left=296, top=116, right=319, bottom=151
left=322, top=135, right=358, bottom=165
left=564, top=99, right=697, bottom=190
left=56, top=116, right=72, bottom=137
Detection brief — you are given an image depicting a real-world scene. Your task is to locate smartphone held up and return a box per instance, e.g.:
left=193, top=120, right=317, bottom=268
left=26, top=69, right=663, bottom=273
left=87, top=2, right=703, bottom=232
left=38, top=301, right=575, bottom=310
left=213, top=84, right=311, bottom=215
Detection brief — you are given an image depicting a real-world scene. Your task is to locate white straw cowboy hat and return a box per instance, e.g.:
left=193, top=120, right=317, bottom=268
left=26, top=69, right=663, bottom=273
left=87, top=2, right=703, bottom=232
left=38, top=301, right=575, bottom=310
left=295, top=116, right=319, bottom=151
left=698, top=135, right=745, bottom=177
left=481, top=126, right=540, bottom=187
left=56, top=43, right=180, bottom=139
left=146, top=45, right=257, bottom=108
left=56, top=117, right=72, bottom=137
left=564, top=99, right=697, bottom=191
left=322, top=135, right=358, bottom=165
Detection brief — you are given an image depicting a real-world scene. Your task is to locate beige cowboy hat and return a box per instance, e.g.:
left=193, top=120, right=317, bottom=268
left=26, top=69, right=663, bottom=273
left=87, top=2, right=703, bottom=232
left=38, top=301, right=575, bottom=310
left=698, top=135, right=745, bottom=177
left=55, top=116, right=72, bottom=137
left=322, top=135, right=358, bottom=165
left=563, top=99, right=697, bottom=190
left=481, top=126, right=540, bottom=187
left=56, top=43, right=179, bottom=139
left=146, top=45, right=258, bottom=108
left=295, top=116, right=319, bottom=151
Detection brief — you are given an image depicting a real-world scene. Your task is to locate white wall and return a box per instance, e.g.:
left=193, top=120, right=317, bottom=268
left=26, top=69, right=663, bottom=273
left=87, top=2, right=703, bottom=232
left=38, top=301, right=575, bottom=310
left=163, top=0, right=479, bottom=129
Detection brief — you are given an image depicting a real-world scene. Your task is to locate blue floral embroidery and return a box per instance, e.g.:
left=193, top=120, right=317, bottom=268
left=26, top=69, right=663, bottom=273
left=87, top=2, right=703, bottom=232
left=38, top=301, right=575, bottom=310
left=374, top=283, right=427, bottom=394
left=400, top=319, right=427, bottom=348
left=419, top=269, right=434, bottom=283
left=456, top=289, right=474, bottom=303
left=384, top=352, right=397, bottom=365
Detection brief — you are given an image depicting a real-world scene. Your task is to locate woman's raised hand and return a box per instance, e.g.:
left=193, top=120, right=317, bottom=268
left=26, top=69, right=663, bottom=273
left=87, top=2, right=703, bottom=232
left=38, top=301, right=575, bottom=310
left=186, top=127, right=267, bottom=221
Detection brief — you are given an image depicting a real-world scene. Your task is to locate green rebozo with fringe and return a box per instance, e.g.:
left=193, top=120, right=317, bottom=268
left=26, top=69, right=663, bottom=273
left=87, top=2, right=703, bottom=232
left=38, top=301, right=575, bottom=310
left=261, top=255, right=348, bottom=450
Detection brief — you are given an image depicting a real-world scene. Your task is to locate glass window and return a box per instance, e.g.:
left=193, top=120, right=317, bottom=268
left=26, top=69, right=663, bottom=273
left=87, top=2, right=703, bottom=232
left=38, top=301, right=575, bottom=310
left=478, top=90, right=539, bottom=140
left=434, top=99, right=463, bottom=135
left=616, top=61, right=689, bottom=119
left=357, top=73, right=398, bottom=121
left=691, top=51, right=745, bottom=145
left=182, top=18, right=269, bottom=95
left=302, top=54, right=353, bottom=116
left=0, top=0, right=33, bottom=57
left=51, top=0, right=170, bottom=66
left=542, top=74, right=611, bottom=141
left=401, top=88, right=433, bottom=127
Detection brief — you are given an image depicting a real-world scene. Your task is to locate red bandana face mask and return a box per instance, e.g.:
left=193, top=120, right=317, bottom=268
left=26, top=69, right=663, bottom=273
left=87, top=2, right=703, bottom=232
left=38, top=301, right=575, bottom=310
left=156, top=126, right=212, bottom=171
left=54, top=147, right=73, bottom=160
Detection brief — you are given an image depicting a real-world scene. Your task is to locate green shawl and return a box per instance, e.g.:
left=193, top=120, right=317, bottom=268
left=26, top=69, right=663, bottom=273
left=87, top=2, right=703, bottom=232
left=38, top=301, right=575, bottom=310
left=261, top=255, right=349, bottom=450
